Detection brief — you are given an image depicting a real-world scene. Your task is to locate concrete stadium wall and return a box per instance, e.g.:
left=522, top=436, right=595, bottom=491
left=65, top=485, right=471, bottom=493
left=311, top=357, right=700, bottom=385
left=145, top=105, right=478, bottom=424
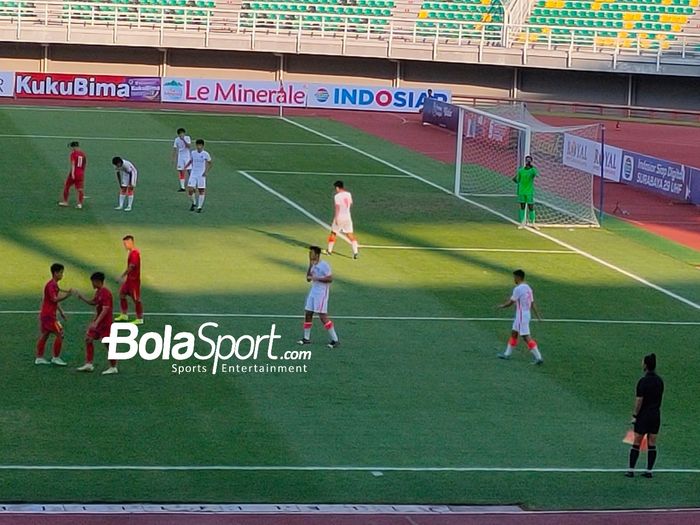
left=1, top=43, right=699, bottom=110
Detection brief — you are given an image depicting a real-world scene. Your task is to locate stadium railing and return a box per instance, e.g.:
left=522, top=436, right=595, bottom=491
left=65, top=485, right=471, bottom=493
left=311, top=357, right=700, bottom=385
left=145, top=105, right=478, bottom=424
left=453, top=94, right=700, bottom=123
left=1, top=0, right=699, bottom=65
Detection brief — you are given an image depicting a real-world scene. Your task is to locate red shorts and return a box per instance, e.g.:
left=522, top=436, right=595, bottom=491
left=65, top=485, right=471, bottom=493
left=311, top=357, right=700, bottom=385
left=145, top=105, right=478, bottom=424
left=120, top=281, right=141, bottom=301
left=87, top=323, right=112, bottom=341
left=67, top=173, right=85, bottom=190
left=40, top=316, right=63, bottom=335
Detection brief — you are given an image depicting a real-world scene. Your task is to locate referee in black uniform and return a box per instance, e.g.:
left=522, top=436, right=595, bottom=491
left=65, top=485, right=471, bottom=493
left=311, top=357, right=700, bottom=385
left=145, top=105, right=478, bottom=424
left=626, top=353, right=664, bottom=478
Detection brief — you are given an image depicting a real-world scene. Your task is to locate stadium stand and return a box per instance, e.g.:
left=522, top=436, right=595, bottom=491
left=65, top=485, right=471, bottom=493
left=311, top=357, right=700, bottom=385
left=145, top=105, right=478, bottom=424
left=239, top=0, right=395, bottom=33
left=61, top=0, right=215, bottom=25
left=415, top=0, right=504, bottom=38
left=523, top=0, right=699, bottom=47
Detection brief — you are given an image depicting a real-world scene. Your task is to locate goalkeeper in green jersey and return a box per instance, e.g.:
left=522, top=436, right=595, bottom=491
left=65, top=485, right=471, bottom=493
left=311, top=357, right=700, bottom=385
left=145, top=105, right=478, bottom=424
left=513, top=155, right=539, bottom=230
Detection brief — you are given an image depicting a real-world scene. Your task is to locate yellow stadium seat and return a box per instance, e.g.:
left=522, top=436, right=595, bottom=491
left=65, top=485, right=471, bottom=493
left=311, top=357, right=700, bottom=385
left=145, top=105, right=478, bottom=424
left=624, top=21, right=634, bottom=28
left=661, top=40, right=670, bottom=48
left=623, top=12, right=633, bottom=20
left=661, top=0, right=671, bottom=5
left=656, top=32, right=666, bottom=39
left=529, top=33, right=539, bottom=41
left=482, top=13, right=491, bottom=21
left=591, top=2, right=600, bottom=9
left=672, top=23, right=681, bottom=31
left=691, top=0, right=698, bottom=7
left=542, top=26, right=550, bottom=33
left=619, top=30, right=628, bottom=37
left=418, top=9, right=427, bottom=18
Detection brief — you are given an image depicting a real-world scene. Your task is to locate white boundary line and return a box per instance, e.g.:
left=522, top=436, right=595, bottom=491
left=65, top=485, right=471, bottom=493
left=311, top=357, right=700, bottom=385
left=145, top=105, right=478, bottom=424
left=0, top=133, right=339, bottom=147
left=239, top=170, right=351, bottom=245
left=248, top=170, right=411, bottom=178
left=1, top=311, right=698, bottom=325
left=280, top=118, right=700, bottom=312
left=362, top=245, right=576, bottom=254
left=240, top=170, right=572, bottom=255
left=0, top=465, right=697, bottom=473
left=1, top=504, right=699, bottom=516
left=0, top=105, right=277, bottom=118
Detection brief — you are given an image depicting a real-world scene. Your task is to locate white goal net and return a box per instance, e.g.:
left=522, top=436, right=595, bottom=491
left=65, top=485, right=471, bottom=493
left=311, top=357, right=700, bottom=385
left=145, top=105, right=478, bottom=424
left=455, top=103, right=600, bottom=227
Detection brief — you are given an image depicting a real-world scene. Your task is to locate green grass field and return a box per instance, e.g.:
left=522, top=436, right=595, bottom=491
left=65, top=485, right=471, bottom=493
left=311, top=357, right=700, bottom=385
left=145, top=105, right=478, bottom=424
left=1, top=105, right=699, bottom=510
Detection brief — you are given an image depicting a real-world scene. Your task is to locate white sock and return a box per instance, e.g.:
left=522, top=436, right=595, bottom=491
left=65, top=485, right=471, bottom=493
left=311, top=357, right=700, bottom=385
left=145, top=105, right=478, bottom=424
left=127, top=195, right=134, bottom=208
left=326, top=323, right=338, bottom=342
left=197, top=194, right=205, bottom=208
left=504, top=344, right=514, bottom=357
left=303, top=323, right=311, bottom=340
left=190, top=192, right=196, bottom=205
left=531, top=347, right=543, bottom=361
left=118, top=194, right=125, bottom=208
left=179, top=177, right=185, bottom=189
left=351, top=240, right=359, bottom=255
left=327, top=240, right=335, bottom=254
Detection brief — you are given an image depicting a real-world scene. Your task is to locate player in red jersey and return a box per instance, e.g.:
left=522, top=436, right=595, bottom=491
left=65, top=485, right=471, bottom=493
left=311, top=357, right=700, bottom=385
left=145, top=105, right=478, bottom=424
left=35, top=263, right=73, bottom=366
left=114, top=235, right=144, bottom=324
left=58, top=141, right=87, bottom=209
left=76, top=272, right=118, bottom=375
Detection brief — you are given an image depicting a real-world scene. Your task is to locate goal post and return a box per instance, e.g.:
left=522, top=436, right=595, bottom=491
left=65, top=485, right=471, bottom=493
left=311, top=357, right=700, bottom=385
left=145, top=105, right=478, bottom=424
left=453, top=103, right=600, bottom=228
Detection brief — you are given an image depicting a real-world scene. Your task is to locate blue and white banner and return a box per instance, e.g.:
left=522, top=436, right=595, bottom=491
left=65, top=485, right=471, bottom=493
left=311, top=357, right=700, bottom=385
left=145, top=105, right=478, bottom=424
left=563, top=133, right=622, bottom=182
left=306, top=84, right=451, bottom=113
left=0, top=72, right=14, bottom=97
left=620, top=151, right=690, bottom=201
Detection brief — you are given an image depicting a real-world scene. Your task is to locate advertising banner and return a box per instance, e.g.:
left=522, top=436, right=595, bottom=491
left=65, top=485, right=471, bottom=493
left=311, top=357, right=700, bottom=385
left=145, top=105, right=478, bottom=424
left=161, top=78, right=307, bottom=106
left=0, top=72, right=13, bottom=98
left=688, top=166, right=700, bottom=205
left=306, top=84, right=450, bottom=113
left=620, top=151, right=690, bottom=201
left=563, top=133, right=622, bottom=182
left=421, top=98, right=459, bottom=131
left=15, top=72, right=161, bottom=101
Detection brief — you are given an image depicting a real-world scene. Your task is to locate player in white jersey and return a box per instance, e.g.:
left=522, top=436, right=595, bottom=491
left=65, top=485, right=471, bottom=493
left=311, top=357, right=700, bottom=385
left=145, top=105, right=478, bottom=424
left=298, top=246, right=340, bottom=349
left=185, top=139, right=212, bottom=213
left=172, top=127, right=192, bottom=192
left=327, top=180, right=359, bottom=259
left=496, top=269, right=543, bottom=364
left=112, top=157, right=138, bottom=212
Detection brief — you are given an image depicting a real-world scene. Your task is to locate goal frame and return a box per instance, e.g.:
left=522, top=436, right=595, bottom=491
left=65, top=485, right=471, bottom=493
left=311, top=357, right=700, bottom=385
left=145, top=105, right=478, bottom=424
left=453, top=104, right=600, bottom=228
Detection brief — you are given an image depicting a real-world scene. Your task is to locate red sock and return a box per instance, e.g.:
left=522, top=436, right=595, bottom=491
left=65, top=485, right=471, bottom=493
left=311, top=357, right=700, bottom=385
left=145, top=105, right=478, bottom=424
left=120, top=297, right=128, bottom=314
left=86, top=341, right=94, bottom=363
left=62, top=178, right=72, bottom=201
left=36, top=336, right=47, bottom=358
left=78, top=189, right=84, bottom=205
left=109, top=360, right=117, bottom=367
left=52, top=336, right=63, bottom=358
left=179, top=171, right=185, bottom=181
left=135, top=301, right=144, bottom=319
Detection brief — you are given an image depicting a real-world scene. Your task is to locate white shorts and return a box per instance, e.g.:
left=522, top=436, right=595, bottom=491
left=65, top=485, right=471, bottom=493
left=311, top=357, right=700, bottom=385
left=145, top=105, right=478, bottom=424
left=305, top=290, right=329, bottom=314
left=120, top=171, right=137, bottom=187
left=188, top=173, right=206, bottom=189
left=177, top=156, right=191, bottom=171
left=512, top=310, right=531, bottom=336
left=332, top=218, right=353, bottom=234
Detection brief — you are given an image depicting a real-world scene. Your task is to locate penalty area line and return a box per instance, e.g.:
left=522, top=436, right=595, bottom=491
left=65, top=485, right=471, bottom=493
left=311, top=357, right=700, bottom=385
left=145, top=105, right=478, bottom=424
left=0, top=465, right=697, bottom=473
left=362, top=245, right=576, bottom=254
left=246, top=170, right=411, bottom=179
left=238, top=170, right=351, bottom=245
left=0, top=311, right=697, bottom=326
left=280, top=117, right=700, bottom=312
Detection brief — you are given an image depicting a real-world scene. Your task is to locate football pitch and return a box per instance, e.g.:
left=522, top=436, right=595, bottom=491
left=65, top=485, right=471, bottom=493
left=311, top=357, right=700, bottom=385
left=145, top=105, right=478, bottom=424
left=1, top=105, right=699, bottom=510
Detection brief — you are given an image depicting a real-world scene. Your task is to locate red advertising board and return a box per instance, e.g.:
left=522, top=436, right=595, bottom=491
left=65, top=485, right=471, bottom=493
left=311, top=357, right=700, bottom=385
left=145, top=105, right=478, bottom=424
left=15, top=72, right=161, bottom=101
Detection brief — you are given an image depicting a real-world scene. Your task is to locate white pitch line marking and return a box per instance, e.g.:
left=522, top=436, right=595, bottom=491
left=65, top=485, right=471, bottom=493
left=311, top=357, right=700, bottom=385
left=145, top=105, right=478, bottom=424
left=238, top=170, right=351, bottom=245
left=247, top=170, right=411, bottom=179
left=280, top=117, right=700, bottom=312
left=0, top=311, right=697, bottom=325
left=0, top=465, right=697, bottom=473
left=0, top=133, right=339, bottom=147
left=362, top=245, right=576, bottom=254
left=0, top=105, right=277, bottom=119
